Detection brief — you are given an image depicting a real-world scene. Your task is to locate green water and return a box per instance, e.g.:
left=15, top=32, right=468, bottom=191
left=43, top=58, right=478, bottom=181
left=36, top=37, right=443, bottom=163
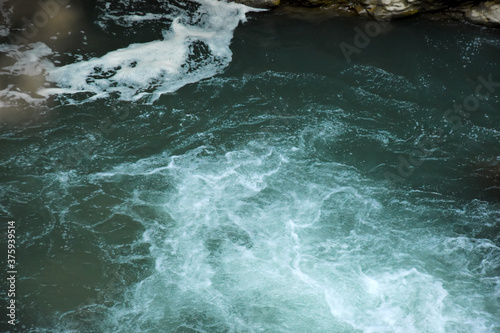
left=1, top=3, right=500, bottom=332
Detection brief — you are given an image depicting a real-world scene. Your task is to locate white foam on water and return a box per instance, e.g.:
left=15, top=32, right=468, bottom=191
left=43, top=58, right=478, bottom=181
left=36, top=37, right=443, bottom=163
left=104, top=13, right=175, bottom=26
left=0, top=85, right=45, bottom=108
left=325, top=268, right=448, bottom=333
left=40, top=0, right=262, bottom=103
left=0, top=0, right=11, bottom=37
left=0, top=42, right=54, bottom=76
left=0, top=42, right=54, bottom=108
left=61, top=137, right=499, bottom=332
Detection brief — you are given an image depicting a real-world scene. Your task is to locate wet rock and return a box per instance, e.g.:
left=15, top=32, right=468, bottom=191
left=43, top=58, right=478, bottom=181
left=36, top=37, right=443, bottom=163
left=233, top=0, right=281, bottom=8
left=463, top=0, right=500, bottom=26
left=231, top=0, right=500, bottom=27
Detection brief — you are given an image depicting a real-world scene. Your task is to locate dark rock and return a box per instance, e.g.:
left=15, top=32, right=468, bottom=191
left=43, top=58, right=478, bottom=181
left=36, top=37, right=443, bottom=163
left=231, top=0, right=500, bottom=27
left=463, top=0, right=500, bottom=26
left=233, top=0, right=281, bottom=8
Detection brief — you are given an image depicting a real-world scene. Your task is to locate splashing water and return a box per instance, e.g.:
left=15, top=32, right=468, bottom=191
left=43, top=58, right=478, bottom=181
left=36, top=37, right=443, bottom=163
left=40, top=0, right=261, bottom=103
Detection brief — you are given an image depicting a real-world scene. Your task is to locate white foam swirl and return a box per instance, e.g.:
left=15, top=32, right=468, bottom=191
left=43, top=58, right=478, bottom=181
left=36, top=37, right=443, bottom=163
left=40, top=0, right=262, bottom=103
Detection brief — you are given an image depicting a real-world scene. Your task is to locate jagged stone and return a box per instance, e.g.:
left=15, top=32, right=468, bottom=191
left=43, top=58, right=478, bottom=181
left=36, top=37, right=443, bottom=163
left=230, top=0, right=500, bottom=27
left=464, top=0, right=500, bottom=26
left=233, top=0, right=281, bottom=8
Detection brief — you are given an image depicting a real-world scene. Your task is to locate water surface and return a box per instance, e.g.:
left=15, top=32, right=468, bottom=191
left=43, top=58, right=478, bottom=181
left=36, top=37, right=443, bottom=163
left=0, top=1, right=499, bottom=332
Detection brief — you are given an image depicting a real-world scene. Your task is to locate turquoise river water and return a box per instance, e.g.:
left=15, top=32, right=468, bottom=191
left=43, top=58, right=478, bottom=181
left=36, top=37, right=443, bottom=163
left=0, top=0, right=499, bottom=332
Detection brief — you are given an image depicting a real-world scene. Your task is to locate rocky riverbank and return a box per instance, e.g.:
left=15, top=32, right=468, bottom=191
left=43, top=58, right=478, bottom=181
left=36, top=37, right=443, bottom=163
left=233, top=0, right=500, bottom=27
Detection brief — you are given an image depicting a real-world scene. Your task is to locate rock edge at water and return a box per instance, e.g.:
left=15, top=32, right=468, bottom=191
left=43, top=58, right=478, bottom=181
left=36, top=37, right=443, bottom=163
left=232, top=0, right=500, bottom=27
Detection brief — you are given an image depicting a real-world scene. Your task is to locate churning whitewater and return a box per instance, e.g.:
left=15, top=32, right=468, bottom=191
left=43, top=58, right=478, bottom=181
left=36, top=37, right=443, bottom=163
left=41, top=0, right=260, bottom=103
left=1, top=0, right=260, bottom=106
left=0, top=0, right=499, bottom=332
left=54, top=131, right=499, bottom=332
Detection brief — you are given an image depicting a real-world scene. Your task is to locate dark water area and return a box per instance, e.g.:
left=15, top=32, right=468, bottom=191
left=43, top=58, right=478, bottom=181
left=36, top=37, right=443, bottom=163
left=228, top=13, right=500, bottom=201
left=0, top=1, right=499, bottom=332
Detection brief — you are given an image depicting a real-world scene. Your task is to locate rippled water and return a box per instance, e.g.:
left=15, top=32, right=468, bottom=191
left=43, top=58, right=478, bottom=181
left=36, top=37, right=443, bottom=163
left=1, top=0, right=499, bottom=332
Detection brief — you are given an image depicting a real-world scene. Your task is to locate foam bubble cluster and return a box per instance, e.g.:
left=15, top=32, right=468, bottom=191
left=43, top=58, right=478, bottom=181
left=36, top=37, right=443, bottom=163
left=40, top=0, right=260, bottom=103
